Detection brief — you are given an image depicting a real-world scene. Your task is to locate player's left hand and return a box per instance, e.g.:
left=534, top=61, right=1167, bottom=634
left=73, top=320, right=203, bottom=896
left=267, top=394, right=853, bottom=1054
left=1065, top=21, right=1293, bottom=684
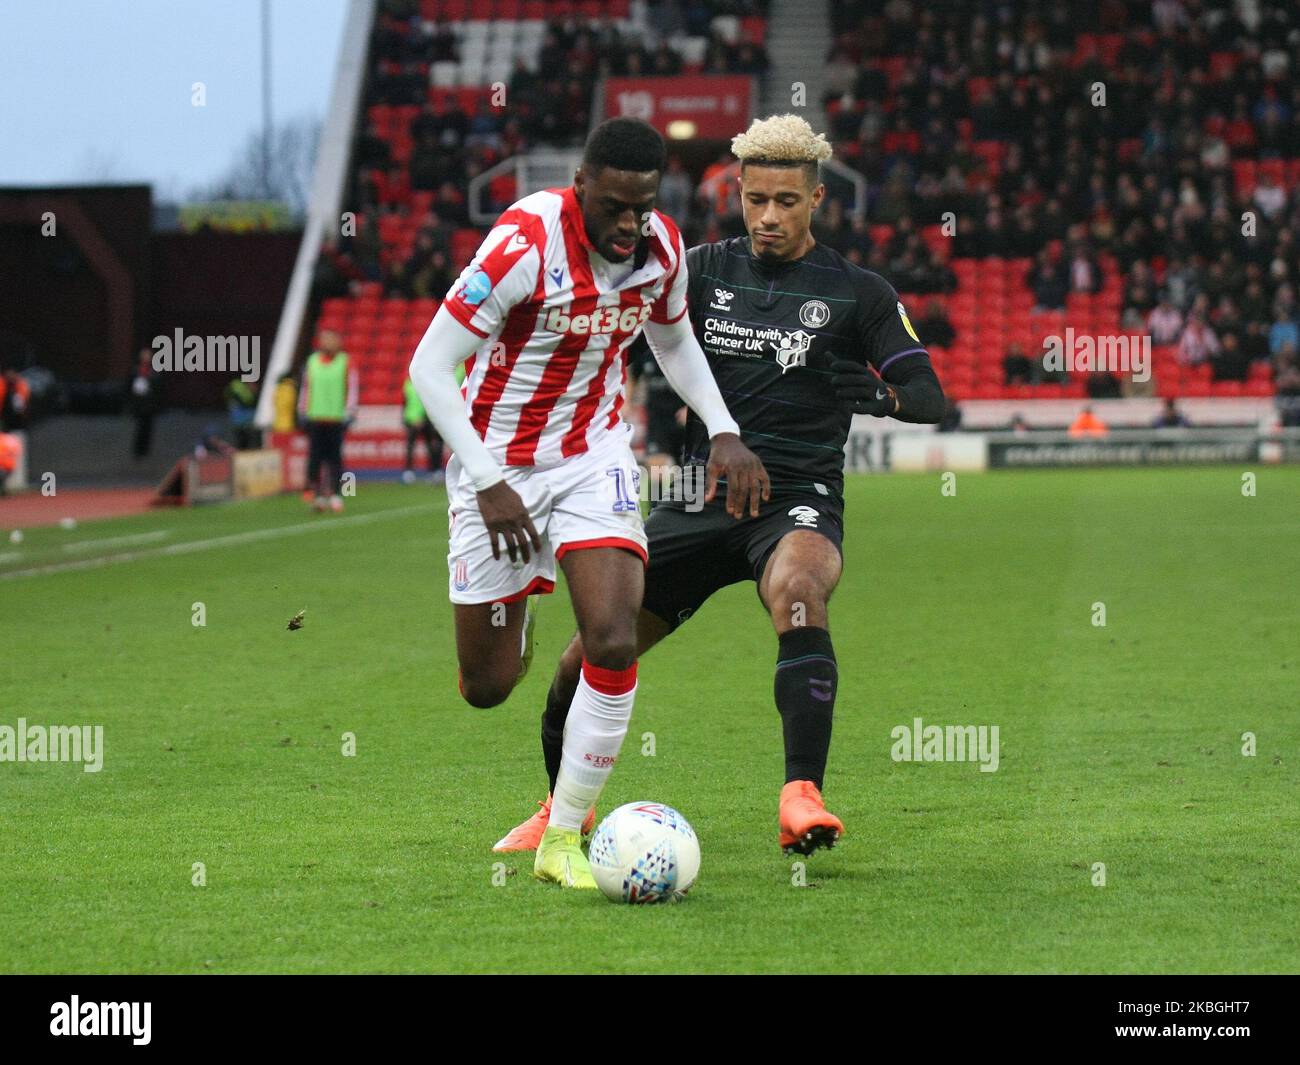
left=829, top=357, right=899, bottom=417
left=705, top=433, right=770, bottom=519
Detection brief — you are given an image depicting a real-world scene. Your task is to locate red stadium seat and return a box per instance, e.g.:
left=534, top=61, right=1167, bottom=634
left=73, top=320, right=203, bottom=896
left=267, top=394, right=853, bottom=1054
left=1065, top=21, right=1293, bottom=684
left=740, top=16, right=767, bottom=45
left=1097, top=34, right=1124, bottom=67
left=489, top=173, right=518, bottom=206
left=1233, top=159, right=1258, bottom=197
left=451, top=228, right=483, bottom=266
left=1286, top=159, right=1300, bottom=192
left=869, top=224, right=894, bottom=248
left=1209, top=51, right=1240, bottom=79
left=1258, top=158, right=1286, bottom=187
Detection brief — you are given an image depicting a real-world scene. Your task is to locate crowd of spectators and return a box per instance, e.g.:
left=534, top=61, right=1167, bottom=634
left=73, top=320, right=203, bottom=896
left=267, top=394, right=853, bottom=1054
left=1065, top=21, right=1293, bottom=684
left=821, top=0, right=1300, bottom=396
left=317, top=0, right=1300, bottom=412
left=319, top=0, right=769, bottom=301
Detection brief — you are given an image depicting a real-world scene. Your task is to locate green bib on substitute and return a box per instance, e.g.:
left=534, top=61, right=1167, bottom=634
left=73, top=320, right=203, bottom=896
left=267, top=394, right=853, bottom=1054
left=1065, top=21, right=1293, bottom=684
left=305, top=352, right=349, bottom=421
left=402, top=377, right=425, bottom=426
left=403, top=365, right=463, bottom=425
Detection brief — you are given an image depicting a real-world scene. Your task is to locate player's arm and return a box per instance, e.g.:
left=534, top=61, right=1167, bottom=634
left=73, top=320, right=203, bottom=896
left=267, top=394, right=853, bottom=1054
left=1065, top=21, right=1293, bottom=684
left=643, top=234, right=770, bottom=517
left=410, top=308, right=541, bottom=563
left=345, top=364, right=360, bottom=423
left=297, top=365, right=310, bottom=425
left=408, top=223, right=543, bottom=562
left=829, top=280, right=946, bottom=423
left=876, top=355, right=945, bottom=423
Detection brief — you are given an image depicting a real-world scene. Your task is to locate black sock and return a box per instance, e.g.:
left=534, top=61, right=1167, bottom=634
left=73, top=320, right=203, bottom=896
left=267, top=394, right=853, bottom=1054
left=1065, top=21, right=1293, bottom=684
left=541, top=682, right=570, bottom=795
left=774, top=626, right=837, bottom=790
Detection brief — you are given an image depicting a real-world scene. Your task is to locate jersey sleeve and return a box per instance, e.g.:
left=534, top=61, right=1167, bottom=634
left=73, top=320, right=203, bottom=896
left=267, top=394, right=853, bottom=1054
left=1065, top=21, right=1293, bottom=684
left=649, top=227, right=690, bottom=325
left=684, top=243, right=709, bottom=330
left=853, top=274, right=933, bottom=383
left=441, top=220, right=542, bottom=338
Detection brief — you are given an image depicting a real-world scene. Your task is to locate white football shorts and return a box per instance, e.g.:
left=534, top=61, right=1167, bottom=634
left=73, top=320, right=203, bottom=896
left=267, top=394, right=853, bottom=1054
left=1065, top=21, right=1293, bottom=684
left=445, top=423, right=648, bottom=605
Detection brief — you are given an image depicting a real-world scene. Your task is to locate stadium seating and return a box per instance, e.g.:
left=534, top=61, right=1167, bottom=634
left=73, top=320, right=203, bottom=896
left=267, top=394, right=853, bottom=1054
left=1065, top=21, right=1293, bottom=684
left=312, top=0, right=1291, bottom=407
left=314, top=0, right=771, bottom=405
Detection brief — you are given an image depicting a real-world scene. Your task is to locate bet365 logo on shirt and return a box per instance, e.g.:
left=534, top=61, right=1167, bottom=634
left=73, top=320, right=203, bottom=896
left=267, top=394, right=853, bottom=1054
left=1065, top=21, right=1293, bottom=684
left=541, top=303, right=652, bottom=336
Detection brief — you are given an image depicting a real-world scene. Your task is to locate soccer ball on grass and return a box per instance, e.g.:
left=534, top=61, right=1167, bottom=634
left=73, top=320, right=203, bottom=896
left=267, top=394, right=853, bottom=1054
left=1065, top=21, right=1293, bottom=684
left=589, top=802, right=700, bottom=904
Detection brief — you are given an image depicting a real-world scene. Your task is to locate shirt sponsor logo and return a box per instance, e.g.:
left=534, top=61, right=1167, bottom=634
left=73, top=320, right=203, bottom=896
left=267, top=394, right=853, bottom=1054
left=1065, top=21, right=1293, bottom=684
left=461, top=270, right=493, bottom=306
left=541, top=302, right=652, bottom=336
left=799, top=299, right=830, bottom=328
left=709, top=287, right=735, bottom=311
left=702, top=317, right=780, bottom=356
left=775, top=328, right=814, bottom=373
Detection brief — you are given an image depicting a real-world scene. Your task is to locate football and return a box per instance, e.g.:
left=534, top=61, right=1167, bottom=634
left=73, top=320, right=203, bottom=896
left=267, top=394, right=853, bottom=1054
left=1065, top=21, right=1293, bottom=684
left=588, top=802, right=700, bottom=904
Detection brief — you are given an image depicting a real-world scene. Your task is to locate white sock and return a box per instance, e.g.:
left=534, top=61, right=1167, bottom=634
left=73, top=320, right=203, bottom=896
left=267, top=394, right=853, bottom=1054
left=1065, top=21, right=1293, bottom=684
left=550, top=659, right=637, bottom=831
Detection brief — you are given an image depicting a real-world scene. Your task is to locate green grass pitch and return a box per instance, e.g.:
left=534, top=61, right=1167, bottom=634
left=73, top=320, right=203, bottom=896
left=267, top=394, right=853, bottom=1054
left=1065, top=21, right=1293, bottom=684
left=1, top=467, right=1297, bottom=974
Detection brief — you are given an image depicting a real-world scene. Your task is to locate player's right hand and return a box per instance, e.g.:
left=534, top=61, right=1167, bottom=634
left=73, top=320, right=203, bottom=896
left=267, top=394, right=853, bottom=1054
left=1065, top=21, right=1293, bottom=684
left=477, top=480, right=542, bottom=564
left=706, top=432, right=770, bottom=519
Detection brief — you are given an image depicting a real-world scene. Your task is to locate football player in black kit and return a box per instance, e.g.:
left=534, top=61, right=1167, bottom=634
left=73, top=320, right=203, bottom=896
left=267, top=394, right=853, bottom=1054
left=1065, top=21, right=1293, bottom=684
left=494, top=114, right=946, bottom=857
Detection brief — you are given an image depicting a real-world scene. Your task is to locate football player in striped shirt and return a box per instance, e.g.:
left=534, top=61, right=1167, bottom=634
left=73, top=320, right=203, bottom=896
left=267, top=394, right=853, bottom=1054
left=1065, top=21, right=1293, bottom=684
left=409, top=118, right=768, bottom=888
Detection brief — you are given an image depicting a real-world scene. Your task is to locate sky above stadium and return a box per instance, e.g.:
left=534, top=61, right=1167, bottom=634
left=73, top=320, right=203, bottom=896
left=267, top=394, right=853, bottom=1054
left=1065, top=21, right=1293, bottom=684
left=0, top=0, right=347, bottom=200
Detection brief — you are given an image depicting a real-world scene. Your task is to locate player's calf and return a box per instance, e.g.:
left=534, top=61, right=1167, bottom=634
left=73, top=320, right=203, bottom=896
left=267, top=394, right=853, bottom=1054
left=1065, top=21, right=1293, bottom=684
left=453, top=599, right=530, bottom=708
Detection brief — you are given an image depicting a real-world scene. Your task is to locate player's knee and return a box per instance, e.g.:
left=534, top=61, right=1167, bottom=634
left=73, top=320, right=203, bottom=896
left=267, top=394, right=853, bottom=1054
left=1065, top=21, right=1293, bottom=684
left=769, top=574, right=829, bottom=623
left=458, top=671, right=513, bottom=709
left=579, top=622, right=637, bottom=671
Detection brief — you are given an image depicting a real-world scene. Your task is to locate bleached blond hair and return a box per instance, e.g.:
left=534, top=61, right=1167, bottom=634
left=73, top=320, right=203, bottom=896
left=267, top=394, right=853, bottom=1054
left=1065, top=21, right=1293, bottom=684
left=730, top=114, right=834, bottom=166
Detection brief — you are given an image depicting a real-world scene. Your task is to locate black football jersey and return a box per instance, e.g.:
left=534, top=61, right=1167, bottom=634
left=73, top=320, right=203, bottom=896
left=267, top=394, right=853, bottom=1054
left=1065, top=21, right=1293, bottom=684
left=681, top=236, right=933, bottom=498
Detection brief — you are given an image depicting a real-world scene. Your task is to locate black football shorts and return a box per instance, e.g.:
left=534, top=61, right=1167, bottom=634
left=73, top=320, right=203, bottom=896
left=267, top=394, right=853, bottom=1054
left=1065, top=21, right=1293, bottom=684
left=640, top=489, right=844, bottom=630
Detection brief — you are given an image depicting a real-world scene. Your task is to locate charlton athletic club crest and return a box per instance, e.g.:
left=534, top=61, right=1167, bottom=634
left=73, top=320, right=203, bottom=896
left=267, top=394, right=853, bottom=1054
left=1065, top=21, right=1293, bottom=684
left=775, top=329, right=814, bottom=373
left=799, top=299, right=830, bottom=328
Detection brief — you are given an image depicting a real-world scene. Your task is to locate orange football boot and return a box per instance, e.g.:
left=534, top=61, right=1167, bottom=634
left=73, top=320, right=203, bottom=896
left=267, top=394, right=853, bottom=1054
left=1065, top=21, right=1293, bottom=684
left=778, top=780, right=844, bottom=855
left=492, top=794, right=597, bottom=853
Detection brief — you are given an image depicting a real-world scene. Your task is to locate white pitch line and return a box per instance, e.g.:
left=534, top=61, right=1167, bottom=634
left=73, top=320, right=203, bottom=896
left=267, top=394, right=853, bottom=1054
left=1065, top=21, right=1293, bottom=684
left=62, top=529, right=172, bottom=553
left=0, top=551, right=23, bottom=564
left=0, top=504, right=438, bottom=581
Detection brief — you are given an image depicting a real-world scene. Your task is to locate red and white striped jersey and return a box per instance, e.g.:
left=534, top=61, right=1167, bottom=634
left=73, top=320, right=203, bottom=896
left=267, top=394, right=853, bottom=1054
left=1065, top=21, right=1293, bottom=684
left=440, top=185, right=688, bottom=469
